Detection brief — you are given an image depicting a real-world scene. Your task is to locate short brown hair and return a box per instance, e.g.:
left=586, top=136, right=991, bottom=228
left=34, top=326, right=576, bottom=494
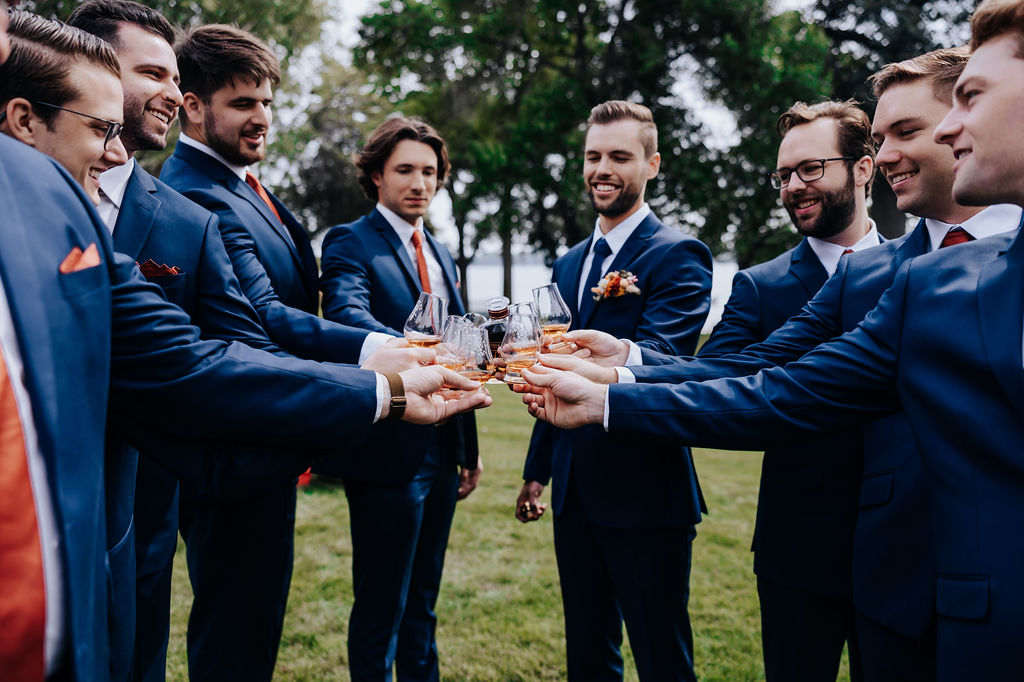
left=0, top=11, right=121, bottom=126
left=355, top=117, right=450, bottom=201
left=777, top=100, right=876, bottom=197
left=970, top=0, right=1024, bottom=54
left=67, top=0, right=176, bottom=49
left=176, top=24, right=280, bottom=102
left=586, top=100, right=658, bottom=158
left=869, top=46, right=970, bottom=105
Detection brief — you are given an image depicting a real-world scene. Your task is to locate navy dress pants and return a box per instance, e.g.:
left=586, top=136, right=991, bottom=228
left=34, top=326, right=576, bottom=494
left=344, top=441, right=459, bottom=682
left=757, top=575, right=863, bottom=682
left=552, top=483, right=697, bottom=682
left=178, top=481, right=297, bottom=681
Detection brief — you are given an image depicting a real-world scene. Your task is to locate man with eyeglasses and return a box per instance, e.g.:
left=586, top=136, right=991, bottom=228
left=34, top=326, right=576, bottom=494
left=693, top=100, right=879, bottom=682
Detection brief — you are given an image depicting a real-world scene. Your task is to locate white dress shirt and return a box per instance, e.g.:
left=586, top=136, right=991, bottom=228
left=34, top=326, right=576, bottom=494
left=924, top=204, right=1023, bottom=252
left=0, top=277, right=64, bottom=674
left=376, top=202, right=454, bottom=304
left=806, top=220, right=881, bottom=277
left=576, top=203, right=651, bottom=308
left=97, top=157, right=135, bottom=233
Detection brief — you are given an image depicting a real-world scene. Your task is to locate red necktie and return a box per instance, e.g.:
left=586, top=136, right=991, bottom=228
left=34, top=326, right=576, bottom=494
left=0, top=347, right=46, bottom=681
left=410, top=229, right=432, bottom=293
left=842, top=248, right=854, bottom=255
left=940, top=226, right=972, bottom=248
left=245, top=172, right=283, bottom=223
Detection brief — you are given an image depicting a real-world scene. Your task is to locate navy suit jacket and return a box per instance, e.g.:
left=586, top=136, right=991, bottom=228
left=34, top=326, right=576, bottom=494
left=526, top=212, right=712, bottom=528
left=692, top=238, right=866, bottom=599
left=0, top=134, right=383, bottom=682
left=632, top=226, right=935, bottom=635
left=316, top=208, right=478, bottom=480
left=607, top=230, right=1024, bottom=678
left=160, top=142, right=367, bottom=363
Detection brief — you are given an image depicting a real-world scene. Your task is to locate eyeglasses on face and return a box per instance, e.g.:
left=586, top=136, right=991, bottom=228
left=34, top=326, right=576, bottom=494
left=768, top=157, right=854, bottom=190
left=30, top=100, right=123, bottom=150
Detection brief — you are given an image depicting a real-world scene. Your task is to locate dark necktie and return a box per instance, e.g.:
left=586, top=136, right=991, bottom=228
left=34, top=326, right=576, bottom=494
left=940, top=226, right=973, bottom=248
left=245, top=172, right=283, bottom=223
left=410, top=229, right=432, bottom=293
left=0, top=346, right=46, bottom=681
left=579, top=237, right=612, bottom=321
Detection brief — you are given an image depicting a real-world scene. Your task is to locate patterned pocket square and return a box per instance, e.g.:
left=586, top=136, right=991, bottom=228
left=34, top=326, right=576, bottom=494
left=59, top=243, right=101, bottom=274
left=138, top=259, right=183, bottom=278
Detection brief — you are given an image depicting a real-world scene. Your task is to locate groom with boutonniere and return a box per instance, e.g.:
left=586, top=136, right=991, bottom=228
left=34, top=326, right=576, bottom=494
left=514, top=100, right=713, bottom=681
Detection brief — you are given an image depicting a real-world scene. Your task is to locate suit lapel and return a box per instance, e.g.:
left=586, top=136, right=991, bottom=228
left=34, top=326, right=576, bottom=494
left=370, top=209, right=422, bottom=296
left=977, top=223, right=1024, bottom=409
left=789, top=239, right=829, bottom=297
left=423, top=230, right=465, bottom=314
left=112, top=164, right=159, bottom=260
left=578, top=214, right=658, bottom=328
left=897, top=219, right=932, bottom=260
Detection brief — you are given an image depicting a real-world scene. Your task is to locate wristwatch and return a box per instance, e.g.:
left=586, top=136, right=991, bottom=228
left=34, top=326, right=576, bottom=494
left=385, top=373, right=406, bottom=421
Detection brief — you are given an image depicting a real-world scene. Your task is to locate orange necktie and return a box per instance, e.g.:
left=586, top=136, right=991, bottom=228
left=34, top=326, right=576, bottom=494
left=410, top=229, right=432, bottom=293
left=0, top=347, right=46, bottom=681
left=245, top=172, right=283, bottom=223
left=940, top=226, right=972, bottom=248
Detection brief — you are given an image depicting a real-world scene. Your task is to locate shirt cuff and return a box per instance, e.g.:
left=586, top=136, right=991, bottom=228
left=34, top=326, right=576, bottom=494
left=624, top=339, right=643, bottom=365
left=359, top=331, right=395, bottom=365
left=615, top=367, right=637, bottom=383
left=373, top=372, right=388, bottom=423
left=603, top=386, right=611, bottom=432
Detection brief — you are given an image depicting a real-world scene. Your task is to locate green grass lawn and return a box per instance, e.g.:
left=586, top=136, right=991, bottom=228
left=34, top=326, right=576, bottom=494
left=165, top=388, right=851, bottom=680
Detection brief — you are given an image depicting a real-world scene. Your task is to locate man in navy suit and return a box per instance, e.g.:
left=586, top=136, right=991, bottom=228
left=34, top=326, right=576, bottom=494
left=0, top=9, right=489, bottom=681
left=695, top=99, right=878, bottom=682
left=155, top=23, right=409, bottom=682
left=519, top=3, right=1024, bottom=677
left=538, top=47, right=1022, bottom=681
left=515, top=100, right=712, bottom=681
left=317, top=117, right=481, bottom=680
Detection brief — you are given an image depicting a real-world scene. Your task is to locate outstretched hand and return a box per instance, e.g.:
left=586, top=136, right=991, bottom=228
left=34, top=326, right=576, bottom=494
left=559, top=329, right=630, bottom=367
left=517, top=365, right=607, bottom=430
left=399, top=366, right=492, bottom=424
left=362, top=338, right=435, bottom=373
left=535, top=353, right=619, bottom=384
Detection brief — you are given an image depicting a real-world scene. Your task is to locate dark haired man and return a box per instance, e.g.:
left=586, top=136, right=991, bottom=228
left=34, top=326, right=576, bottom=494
left=317, top=116, right=480, bottom=680
left=0, top=8, right=489, bottom=682
left=514, top=100, right=713, bottom=681
left=158, top=23, right=414, bottom=682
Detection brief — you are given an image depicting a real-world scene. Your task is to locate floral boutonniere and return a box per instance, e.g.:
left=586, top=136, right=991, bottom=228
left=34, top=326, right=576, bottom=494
left=591, top=270, right=641, bottom=301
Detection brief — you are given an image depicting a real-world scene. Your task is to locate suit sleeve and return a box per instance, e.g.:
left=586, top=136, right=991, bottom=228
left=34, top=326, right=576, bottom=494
left=629, top=259, right=851, bottom=383
left=606, top=261, right=908, bottom=449
left=319, top=224, right=403, bottom=335
left=632, top=237, right=713, bottom=356
left=105, top=251, right=379, bottom=450
left=189, top=212, right=282, bottom=354
left=182, top=188, right=370, bottom=363
left=697, top=270, right=762, bottom=357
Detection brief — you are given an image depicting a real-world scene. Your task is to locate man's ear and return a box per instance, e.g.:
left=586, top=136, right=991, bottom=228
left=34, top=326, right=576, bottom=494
left=646, top=151, right=661, bottom=180
left=1, top=99, right=43, bottom=146
left=854, top=154, right=874, bottom=189
left=180, top=92, right=204, bottom=132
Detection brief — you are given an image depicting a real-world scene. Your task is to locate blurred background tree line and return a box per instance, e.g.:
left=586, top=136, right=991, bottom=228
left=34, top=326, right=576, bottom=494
left=25, top=0, right=972, bottom=304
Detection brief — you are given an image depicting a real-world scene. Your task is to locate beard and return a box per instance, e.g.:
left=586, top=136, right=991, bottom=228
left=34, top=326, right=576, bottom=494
left=785, top=169, right=858, bottom=240
left=203, top=107, right=265, bottom=166
left=119, top=92, right=167, bottom=154
left=588, top=180, right=643, bottom=218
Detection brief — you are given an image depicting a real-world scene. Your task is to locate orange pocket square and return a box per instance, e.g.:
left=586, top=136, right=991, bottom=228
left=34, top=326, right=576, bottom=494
left=59, top=243, right=101, bottom=274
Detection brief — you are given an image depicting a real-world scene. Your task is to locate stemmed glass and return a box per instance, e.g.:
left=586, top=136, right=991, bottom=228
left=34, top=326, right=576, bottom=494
left=403, top=292, right=447, bottom=348
left=437, top=315, right=471, bottom=371
left=499, top=312, right=542, bottom=385
left=532, top=283, right=572, bottom=352
left=458, top=327, right=496, bottom=384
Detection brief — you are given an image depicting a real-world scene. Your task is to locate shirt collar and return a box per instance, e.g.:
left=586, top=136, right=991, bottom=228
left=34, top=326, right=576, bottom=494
left=806, top=220, right=881, bottom=277
left=590, top=202, right=651, bottom=255
left=924, top=204, right=1023, bottom=252
left=179, top=133, right=249, bottom=181
left=98, top=157, right=135, bottom=209
left=376, top=202, right=424, bottom=246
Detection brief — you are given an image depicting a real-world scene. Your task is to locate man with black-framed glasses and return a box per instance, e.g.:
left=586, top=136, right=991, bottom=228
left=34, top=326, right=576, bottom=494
left=0, top=13, right=128, bottom=203
left=693, top=99, right=879, bottom=682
